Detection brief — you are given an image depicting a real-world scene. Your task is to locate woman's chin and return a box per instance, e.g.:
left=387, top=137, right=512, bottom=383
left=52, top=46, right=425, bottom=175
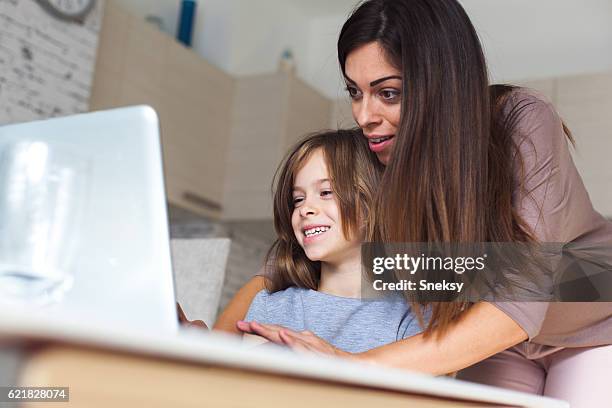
left=374, top=141, right=395, bottom=165
left=376, top=151, right=391, bottom=165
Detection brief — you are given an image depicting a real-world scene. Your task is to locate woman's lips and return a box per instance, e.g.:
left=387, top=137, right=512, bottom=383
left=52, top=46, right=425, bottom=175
left=367, top=135, right=395, bottom=153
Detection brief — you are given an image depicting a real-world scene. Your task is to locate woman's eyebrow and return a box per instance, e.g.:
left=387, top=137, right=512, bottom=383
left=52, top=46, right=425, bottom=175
left=343, top=75, right=402, bottom=87
left=343, top=75, right=356, bottom=85
left=369, top=75, right=402, bottom=87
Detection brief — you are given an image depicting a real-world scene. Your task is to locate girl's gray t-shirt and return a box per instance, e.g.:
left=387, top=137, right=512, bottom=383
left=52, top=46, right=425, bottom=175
left=244, top=286, right=422, bottom=353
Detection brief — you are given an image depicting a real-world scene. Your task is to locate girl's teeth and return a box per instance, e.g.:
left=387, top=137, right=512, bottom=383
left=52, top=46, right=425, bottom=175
left=304, top=227, right=329, bottom=237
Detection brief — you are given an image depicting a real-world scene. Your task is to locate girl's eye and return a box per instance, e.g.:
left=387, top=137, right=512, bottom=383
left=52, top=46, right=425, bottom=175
left=320, top=190, right=333, bottom=198
left=345, top=85, right=362, bottom=100
left=380, top=89, right=400, bottom=102
left=293, top=197, right=304, bottom=206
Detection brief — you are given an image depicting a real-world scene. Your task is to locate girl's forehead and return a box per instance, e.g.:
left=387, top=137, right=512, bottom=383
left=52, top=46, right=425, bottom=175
left=293, top=149, right=330, bottom=187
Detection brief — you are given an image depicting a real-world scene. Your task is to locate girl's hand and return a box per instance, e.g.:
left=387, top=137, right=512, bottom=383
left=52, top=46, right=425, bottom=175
left=236, top=320, right=353, bottom=359
left=177, top=302, right=209, bottom=330
left=236, top=320, right=285, bottom=343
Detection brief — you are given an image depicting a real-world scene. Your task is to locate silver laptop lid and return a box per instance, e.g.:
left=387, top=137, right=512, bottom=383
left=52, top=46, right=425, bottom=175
left=0, top=106, right=178, bottom=333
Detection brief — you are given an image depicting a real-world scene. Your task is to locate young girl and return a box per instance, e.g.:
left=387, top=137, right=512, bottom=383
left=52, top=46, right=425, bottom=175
left=239, top=129, right=422, bottom=353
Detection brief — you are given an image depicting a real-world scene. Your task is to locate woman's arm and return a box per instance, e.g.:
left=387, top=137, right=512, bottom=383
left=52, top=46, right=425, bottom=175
left=213, top=275, right=266, bottom=334
left=241, top=302, right=527, bottom=375
left=356, top=302, right=527, bottom=375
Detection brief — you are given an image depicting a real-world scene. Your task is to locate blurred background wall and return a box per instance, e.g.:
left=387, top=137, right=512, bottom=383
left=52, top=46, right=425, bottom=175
left=117, top=0, right=612, bottom=98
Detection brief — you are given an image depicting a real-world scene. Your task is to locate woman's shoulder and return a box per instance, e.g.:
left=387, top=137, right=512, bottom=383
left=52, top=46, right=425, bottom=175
left=505, top=87, right=560, bottom=130
left=507, top=87, right=554, bottom=108
left=503, top=86, right=567, bottom=160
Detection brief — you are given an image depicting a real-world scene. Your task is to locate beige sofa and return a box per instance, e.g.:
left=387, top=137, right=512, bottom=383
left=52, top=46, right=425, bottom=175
left=170, top=238, right=231, bottom=327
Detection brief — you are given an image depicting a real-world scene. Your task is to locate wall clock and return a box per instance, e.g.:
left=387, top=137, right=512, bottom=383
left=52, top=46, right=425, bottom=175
left=35, top=0, right=96, bottom=23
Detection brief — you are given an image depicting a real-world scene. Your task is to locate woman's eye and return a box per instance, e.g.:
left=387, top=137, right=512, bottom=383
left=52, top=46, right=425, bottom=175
left=320, top=190, right=333, bottom=197
left=293, top=197, right=304, bottom=206
left=345, top=85, right=362, bottom=99
left=380, top=89, right=400, bottom=102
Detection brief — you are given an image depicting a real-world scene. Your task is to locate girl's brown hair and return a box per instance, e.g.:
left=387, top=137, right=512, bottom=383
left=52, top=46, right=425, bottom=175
left=264, top=129, right=384, bottom=293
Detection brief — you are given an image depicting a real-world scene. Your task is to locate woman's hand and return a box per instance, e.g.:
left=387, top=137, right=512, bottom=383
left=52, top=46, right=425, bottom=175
left=237, top=320, right=353, bottom=359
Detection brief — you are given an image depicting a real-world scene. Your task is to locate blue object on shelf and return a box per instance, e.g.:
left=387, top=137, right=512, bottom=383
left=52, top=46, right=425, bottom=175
left=177, top=0, right=197, bottom=47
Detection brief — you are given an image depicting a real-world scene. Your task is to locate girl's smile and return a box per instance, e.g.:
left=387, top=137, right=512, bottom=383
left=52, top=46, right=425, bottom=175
left=302, top=224, right=331, bottom=244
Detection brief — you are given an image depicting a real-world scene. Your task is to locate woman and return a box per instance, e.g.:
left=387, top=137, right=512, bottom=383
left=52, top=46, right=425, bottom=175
left=216, top=0, right=612, bottom=405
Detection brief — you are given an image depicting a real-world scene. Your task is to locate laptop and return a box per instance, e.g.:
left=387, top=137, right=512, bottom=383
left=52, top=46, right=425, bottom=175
left=0, top=106, right=179, bottom=333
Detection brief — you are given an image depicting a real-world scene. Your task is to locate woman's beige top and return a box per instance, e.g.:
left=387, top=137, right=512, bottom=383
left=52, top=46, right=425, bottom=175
left=491, top=89, right=612, bottom=352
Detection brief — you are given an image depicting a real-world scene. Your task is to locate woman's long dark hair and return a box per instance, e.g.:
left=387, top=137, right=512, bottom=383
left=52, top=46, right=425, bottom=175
left=338, top=0, right=573, bottom=336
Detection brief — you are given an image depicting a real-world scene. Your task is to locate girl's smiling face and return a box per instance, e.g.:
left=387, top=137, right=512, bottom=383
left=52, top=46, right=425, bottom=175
left=291, top=149, right=362, bottom=264
left=344, top=41, right=402, bottom=165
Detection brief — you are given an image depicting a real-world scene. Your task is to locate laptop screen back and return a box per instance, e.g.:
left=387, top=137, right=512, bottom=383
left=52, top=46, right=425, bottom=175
left=0, top=106, right=179, bottom=333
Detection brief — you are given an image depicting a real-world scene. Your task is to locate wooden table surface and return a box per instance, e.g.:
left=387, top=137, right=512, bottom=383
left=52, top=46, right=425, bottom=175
left=0, top=311, right=567, bottom=408
left=17, top=343, right=513, bottom=408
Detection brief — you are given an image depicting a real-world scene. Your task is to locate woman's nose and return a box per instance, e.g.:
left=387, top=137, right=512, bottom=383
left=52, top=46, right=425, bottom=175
left=354, top=97, right=381, bottom=129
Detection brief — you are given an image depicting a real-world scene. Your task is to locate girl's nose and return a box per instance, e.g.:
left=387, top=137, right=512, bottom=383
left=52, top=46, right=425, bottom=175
left=300, top=201, right=318, bottom=217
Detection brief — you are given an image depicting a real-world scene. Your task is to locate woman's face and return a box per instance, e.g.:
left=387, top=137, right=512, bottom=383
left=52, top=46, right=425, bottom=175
left=344, top=42, right=402, bottom=165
